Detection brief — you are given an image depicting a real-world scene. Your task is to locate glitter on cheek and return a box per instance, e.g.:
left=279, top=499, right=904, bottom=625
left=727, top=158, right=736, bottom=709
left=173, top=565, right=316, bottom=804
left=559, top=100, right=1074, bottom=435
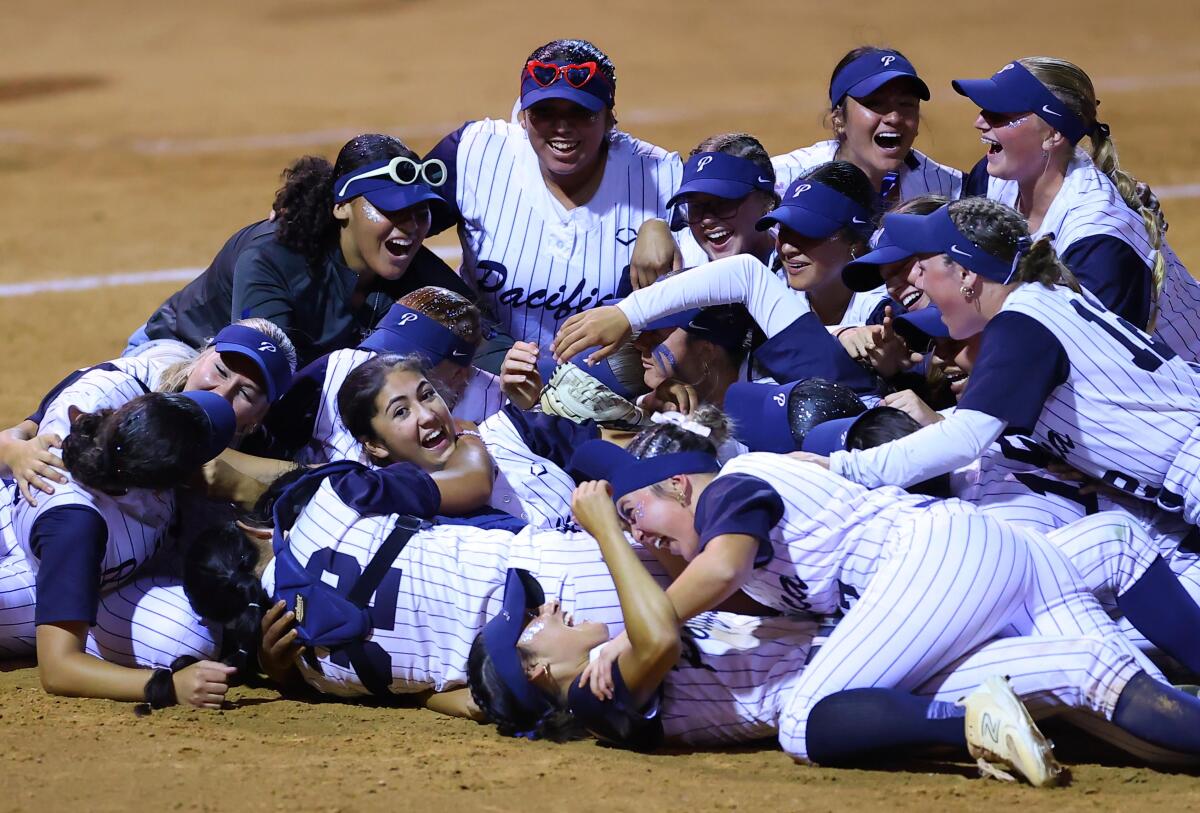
left=360, top=200, right=387, bottom=224
left=518, top=619, right=546, bottom=645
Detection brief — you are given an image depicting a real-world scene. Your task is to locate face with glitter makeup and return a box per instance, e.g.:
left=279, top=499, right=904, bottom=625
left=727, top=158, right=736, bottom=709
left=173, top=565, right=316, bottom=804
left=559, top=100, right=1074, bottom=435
left=334, top=196, right=432, bottom=281
left=516, top=600, right=608, bottom=670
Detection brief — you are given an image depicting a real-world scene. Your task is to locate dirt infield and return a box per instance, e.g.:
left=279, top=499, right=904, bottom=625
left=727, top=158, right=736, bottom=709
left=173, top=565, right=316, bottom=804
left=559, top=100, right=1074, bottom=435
left=2, top=0, right=1200, bottom=808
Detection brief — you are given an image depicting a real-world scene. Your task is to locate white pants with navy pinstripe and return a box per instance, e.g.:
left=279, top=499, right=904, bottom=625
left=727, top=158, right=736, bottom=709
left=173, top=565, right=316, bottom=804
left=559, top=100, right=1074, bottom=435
left=775, top=513, right=1148, bottom=761
left=0, top=548, right=36, bottom=658
left=1163, top=423, right=1200, bottom=528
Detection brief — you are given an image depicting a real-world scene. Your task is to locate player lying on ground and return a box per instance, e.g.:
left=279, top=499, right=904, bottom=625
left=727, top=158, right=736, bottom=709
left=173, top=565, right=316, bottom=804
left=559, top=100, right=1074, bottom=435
left=0, top=319, right=296, bottom=507
left=467, top=481, right=1200, bottom=782
left=564, top=405, right=1200, bottom=768
left=0, top=392, right=242, bottom=706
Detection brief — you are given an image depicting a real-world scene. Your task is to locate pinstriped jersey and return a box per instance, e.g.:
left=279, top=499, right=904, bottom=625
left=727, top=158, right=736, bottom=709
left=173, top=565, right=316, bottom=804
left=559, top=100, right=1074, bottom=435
left=85, top=576, right=221, bottom=668
left=296, top=348, right=506, bottom=467
left=477, top=408, right=575, bottom=530
left=714, top=453, right=974, bottom=616
left=658, top=612, right=816, bottom=746
left=988, top=150, right=1200, bottom=362
left=771, top=140, right=963, bottom=201
left=11, top=475, right=175, bottom=592
left=269, top=477, right=629, bottom=695
left=992, top=283, right=1200, bottom=498
left=37, top=359, right=161, bottom=440
left=450, top=119, right=683, bottom=347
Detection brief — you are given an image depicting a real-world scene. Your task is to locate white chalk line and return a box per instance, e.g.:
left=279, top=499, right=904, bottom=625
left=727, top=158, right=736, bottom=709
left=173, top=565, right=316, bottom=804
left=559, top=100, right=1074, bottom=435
left=0, top=246, right=465, bottom=299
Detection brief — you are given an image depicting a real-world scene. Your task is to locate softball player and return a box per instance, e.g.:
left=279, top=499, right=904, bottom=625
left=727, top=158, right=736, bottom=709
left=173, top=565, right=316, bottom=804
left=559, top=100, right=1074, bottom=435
left=213, top=460, right=661, bottom=702
left=128, top=134, right=470, bottom=367
left=268, top=289, right=503, bottom=465
left=773, top=47, right=962, bottom=203
left=423, top=38, right=684, bottom=354
left=0, top=391, right=239, bottom=706
left=470, top=464, right=1200, bottom=780
left=2, top=320, right=295, bottom=507
left=820, top=199, right=1200, bottom=526
left=570, top=406, right=1200, bottom=768
left=955, top=57, right=1200, bottom=357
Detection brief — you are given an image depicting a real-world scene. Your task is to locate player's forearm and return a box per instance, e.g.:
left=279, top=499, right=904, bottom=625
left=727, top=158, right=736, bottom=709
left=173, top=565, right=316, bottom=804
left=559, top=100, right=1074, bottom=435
left=205, top=449, right=300, bottom=510
left=594, top=524, right=681, bottom=657
left=37, top=624, right=152, bottom=702
left=664, top=537, right=757, bottom=622
left=431, top=435, right=494, bottom=514
left=618, top=255, right=809, bottom=338
left=829, top=408, right=1006, bottom=489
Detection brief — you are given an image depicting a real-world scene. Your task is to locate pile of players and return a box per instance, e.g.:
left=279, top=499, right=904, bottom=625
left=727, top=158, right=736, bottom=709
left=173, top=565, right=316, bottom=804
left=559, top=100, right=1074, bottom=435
left=2, top=37, right=1200, bottom=788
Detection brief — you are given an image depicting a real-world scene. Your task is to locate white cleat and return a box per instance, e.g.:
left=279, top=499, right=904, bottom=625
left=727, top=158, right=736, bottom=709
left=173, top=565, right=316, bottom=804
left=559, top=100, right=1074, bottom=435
left=960, top=675, right=1064, bottom=788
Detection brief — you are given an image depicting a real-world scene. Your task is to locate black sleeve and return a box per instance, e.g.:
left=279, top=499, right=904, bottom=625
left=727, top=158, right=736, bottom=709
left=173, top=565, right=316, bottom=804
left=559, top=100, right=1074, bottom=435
left=961, top=157, right=991, bottom=199
left=1060, top=235, right=1152, bottom=328
left=753, top=312, right=879, bottom=396
left=255, top=354, right=331, bottom=459
left=390, top=246, right=475, bottom=302
left=31, top=506, right=109, bottom=626
left=958, top=311, right=1070, bottom=433
left=500, top=404, right=600, bottom=470
left=566, top=664, right=665, bottom=751
left=693, top=473, right=783, bottom=568
left=423, top=123, right=472, bottom=235
left=230, top=241, right=298, bottom=328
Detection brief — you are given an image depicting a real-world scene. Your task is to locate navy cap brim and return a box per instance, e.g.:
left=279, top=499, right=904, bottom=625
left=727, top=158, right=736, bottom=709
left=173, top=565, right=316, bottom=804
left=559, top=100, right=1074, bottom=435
left=848, top=71, right=931, bottom=102
left=877, top=211, right=946, bottom=255
left=480, top=569, right=553, bottom=718
left=756, top=207, right=843, bottom=239
left=951, top=77, right=1025, bottom=114
left=841, top=244, right=913, bottom=292
left=520, top=85, right=607, bottom=113
left=893, top=306, right=951, bottom=351
left=361, top=185, right=451, bottom=218
left=666, top=179, right=759, bottom=209
left=213, top=341, right=282, bottom=403
left=180, top=390, right=237, bottom=461
left=799, top=414, right=862, bottom=456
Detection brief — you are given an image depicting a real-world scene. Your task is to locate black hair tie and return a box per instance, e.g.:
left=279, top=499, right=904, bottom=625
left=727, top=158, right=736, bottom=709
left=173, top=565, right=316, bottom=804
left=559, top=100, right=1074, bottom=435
left=1094, top=122, right=1111, bottom=139
left=134, top=667, right=178, bottom=716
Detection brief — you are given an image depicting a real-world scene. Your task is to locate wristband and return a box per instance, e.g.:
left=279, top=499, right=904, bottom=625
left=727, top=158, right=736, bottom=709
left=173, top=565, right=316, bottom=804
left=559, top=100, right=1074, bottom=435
left=143, top=667, right=178, bottom=709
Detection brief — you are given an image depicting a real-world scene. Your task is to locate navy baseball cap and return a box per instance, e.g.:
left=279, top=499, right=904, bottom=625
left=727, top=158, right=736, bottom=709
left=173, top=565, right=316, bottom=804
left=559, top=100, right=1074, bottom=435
left=666, top=152, right=775, bottom=209
left=179, top=390, right=238, bottom=461
left=830, top=49, right=931, bottom=107
left=842, top=229, right=914, bottom=292
left=520, top=60, right=614, bottom=112
left=952, top=61, right=1089, bottom=145
left=333, top=157, right=451, bottom=218
left=757, top=177, right=873, bottom=239
left=893, top=305, right=951, bottom=353
left=569, top=439, right=720, bottom=501
left=881, top=205, right=1021, bottom=284
left=480, top=569, right=554, bottom=720
left=360, top=303, right=476, bottom=368
left=213, top=324, right=293, bottom=403
left=724, top=380, right=802, bottom=453
left=682, top=306, right=753, bottom=356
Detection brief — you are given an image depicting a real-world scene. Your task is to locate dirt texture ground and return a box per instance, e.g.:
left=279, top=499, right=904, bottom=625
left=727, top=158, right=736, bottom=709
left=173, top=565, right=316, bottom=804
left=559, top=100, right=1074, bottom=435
left=2, top=0, right=1200, bottom=809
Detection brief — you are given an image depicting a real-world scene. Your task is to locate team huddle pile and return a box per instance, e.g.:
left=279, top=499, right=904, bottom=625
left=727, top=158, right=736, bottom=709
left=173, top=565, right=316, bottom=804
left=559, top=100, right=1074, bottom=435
left=3, top=37, right=1200, bottom=789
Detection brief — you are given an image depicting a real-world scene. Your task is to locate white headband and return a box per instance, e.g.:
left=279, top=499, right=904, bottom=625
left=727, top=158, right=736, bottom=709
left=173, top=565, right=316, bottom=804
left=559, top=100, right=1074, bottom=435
left=651, top=410, right=712, bottom=438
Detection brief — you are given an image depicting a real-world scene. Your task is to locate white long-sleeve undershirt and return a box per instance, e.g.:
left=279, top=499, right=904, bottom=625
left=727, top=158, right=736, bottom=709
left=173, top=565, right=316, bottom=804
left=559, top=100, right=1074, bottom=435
left=616, top=255, right=810, bottom=339
left=829, top=408, right=1008, bottom=489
